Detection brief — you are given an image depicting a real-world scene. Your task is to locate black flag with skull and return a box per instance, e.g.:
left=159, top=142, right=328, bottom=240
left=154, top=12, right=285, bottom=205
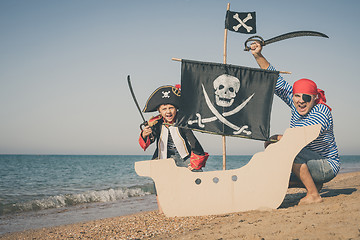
left=176, top=59, right=279, bottom=141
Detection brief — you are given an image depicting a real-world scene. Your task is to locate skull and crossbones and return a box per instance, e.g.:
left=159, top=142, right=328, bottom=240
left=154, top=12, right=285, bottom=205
left=162, top=91, right=170, bottom=98
left=213, top=74, right=240, bottom=107
left=187, top=74, right=254, bottom=135
left=233, top=13, right=253, bottom=33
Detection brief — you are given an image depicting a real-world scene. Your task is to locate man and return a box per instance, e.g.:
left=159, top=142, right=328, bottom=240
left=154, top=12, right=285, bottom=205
left=250, top=41, right=340, bottom=204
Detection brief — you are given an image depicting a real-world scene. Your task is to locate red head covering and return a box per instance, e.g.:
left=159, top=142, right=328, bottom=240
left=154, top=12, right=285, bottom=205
left=293, top=78, right=331, bottom=111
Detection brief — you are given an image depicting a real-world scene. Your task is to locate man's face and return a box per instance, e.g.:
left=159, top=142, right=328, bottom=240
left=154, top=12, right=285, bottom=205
left=158, top=104, right=177, bottom=123
left=292, top=93, right=316, bottom=116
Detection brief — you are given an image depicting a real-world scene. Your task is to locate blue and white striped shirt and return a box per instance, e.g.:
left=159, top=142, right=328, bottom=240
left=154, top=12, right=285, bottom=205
left=268, top=64, right=340, bottom=175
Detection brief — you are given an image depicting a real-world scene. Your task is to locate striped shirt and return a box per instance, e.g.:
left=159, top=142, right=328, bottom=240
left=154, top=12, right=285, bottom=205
left=268, top=64, right=340, bottom=175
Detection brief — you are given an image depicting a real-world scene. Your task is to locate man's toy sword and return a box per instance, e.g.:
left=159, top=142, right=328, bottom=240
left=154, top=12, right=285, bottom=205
left=244, top=30, right=329, bottom=51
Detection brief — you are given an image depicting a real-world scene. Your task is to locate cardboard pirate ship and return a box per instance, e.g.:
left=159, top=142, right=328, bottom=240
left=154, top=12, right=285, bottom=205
left=134, top=4, right=322, bottom=217
left=134, top=58, right=321, bottom=217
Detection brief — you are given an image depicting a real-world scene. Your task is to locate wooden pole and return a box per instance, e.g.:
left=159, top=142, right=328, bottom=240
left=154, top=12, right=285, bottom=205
left=223, top=3, right=229, bottom=64
left=222, top=3, right=230, bottom=170
left=172, top=58, right=291, bottom=74
left=172, top=58, right=182, bottom=62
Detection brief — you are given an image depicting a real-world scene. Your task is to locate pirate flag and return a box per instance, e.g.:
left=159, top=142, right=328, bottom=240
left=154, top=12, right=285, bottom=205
left=176, top=59, right=278, bottom=141
left=225, top=10, right=256, bottom=34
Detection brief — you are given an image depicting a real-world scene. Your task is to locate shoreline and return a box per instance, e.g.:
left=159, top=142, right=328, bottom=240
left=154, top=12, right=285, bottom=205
left=1, top=171, right=359, bottom=239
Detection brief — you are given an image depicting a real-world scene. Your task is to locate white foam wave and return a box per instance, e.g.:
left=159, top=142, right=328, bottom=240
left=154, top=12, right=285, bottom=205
left=3, top=187, right=151, bottom=215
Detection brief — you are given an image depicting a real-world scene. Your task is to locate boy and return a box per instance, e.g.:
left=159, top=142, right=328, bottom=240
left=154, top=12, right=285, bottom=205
left=139, top=85, right=209, bottom=171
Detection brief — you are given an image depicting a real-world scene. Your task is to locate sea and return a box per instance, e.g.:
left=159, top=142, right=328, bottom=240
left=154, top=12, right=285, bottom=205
left=0, top=154, right=359, bottom=235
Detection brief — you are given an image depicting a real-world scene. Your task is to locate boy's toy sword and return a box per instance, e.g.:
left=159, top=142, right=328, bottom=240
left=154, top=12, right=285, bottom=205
left=127, top=75, right=146, bottom=125
left=244, top=30, right=329, bottom=51
left=127, top=75, right=155, bottom=141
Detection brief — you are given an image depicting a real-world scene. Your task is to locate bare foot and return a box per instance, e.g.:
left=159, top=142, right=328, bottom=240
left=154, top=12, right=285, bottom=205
left=298, top=194, right=323, bottom=205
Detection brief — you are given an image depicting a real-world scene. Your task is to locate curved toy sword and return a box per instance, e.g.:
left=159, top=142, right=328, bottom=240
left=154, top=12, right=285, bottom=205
left=127, top=75, right=155, bottom=141
left=127, top=75, right=146, bottom=124
left=244, top=31, right=329, bottom=51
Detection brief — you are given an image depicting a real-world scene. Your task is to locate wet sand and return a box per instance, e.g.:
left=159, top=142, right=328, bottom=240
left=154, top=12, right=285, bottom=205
left=1, top=171, right=359, bottom=240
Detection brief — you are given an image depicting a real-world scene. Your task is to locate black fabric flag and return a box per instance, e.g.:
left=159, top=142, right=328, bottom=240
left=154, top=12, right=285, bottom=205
left=225, top=10, right=256, bottom=34
left=176, top=59, right=278, bottom=141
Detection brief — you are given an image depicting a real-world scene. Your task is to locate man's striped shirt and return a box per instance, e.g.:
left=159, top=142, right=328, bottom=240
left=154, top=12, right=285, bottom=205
left=268, top=64, right=340, bottom=175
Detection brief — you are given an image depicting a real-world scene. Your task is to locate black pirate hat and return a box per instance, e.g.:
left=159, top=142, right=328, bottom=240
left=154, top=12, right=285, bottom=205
left=143, top=85, right=181, bottom=112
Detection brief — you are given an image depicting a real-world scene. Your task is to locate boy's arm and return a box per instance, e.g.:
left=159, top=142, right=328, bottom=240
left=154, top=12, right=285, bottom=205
left=183, top=129, right=209, bottom=170
left=189, top=152, right=209, bottom=170
left=138, top=115, right=162, bottom=150
left=139, top=129, right=151, bottom=151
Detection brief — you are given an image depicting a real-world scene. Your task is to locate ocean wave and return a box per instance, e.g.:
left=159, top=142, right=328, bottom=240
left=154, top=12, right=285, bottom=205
left=0, top=185, right=154, bottom=215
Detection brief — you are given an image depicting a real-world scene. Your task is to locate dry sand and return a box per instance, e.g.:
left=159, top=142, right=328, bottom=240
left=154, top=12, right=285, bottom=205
left=1, top=171, right=359, bottom=240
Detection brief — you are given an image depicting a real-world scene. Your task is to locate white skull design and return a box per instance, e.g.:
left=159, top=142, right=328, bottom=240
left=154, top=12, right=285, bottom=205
left=213, top=74, right=240, bottom=107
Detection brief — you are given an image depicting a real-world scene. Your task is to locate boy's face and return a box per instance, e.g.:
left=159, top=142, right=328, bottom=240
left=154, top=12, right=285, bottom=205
left=158, top=104, right=177, bottom=123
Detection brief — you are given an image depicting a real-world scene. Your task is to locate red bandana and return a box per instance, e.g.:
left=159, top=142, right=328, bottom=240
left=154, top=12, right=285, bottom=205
left=293, top=78, right=331, bottom=111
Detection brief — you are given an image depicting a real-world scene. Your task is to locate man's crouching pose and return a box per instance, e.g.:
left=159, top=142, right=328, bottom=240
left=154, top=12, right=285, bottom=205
left=250, top=42, right=340, bottom=205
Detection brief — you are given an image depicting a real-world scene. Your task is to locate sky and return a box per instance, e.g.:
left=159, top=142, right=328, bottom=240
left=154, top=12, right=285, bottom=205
left=0, top=0, right=359, bottom=155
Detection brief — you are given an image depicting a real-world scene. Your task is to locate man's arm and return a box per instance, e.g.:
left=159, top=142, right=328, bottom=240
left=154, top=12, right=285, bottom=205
left=250, top=41, right=270, bottom=70
left=249, top=41, right=294, bottom=107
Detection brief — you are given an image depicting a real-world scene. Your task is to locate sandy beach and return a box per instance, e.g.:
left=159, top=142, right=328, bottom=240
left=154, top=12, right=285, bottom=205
left=1, top=171, right=359, bottom=240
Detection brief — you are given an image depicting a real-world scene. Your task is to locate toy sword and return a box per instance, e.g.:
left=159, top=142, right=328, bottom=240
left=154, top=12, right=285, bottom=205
left=127, top=75, right=146, bottom=124
left=244, top=30, right=329, bottom=51
left=127, top=75, right=155, bottom=141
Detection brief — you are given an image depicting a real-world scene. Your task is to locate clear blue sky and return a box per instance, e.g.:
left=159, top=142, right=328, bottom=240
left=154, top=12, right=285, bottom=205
left=1, top=0, right=359, bottom=155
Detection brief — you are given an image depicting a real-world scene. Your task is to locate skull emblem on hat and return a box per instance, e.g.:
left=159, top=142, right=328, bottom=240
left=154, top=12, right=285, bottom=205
left=213, top=74, right=240, bottom=107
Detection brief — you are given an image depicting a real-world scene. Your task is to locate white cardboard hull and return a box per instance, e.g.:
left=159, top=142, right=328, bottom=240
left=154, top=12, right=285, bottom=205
left=135, top=124, right=321, bottom=217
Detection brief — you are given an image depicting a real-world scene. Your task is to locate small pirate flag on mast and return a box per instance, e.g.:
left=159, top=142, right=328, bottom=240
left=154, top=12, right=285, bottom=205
left=225, top=11, right=256, bottom=34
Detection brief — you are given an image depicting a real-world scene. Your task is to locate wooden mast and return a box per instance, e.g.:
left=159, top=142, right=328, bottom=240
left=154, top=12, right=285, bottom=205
left=222, top=3, right=230, bottom=170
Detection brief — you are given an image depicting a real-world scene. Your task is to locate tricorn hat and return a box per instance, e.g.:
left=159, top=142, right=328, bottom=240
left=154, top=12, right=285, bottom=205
left=143, top=85, right=181, bottom=112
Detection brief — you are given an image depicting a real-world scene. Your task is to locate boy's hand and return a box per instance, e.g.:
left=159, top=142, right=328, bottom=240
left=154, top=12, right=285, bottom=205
left=141, top=125, right=153, bottom=138
left=187, top=164, right=195, bottom=171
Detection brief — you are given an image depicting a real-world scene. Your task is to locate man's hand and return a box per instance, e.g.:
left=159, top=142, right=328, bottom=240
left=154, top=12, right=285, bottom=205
left=248, top=41, right=269, bottom=70
left=264, top=134, right=283, bottom=149
left=250, top=41, right=263, bottom=57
